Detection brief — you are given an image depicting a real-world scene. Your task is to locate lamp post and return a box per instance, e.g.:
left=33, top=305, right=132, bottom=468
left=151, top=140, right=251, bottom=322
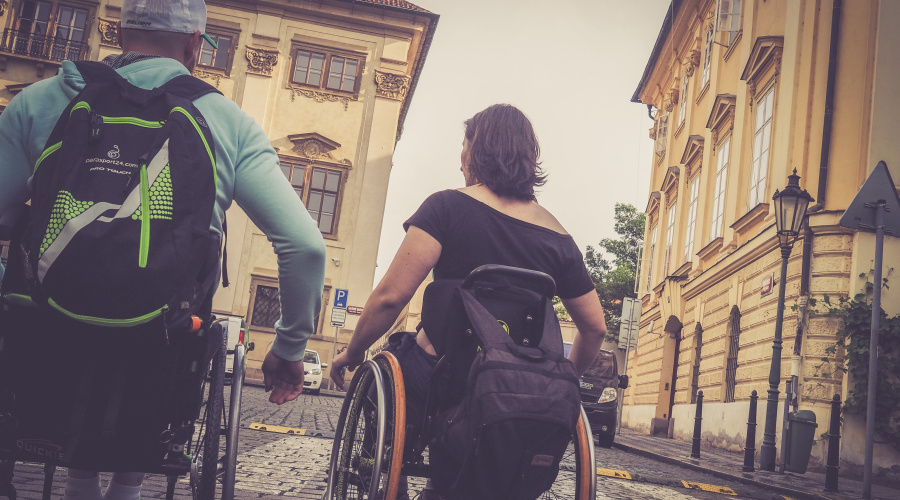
left=759, top=169, right=814, bottom=472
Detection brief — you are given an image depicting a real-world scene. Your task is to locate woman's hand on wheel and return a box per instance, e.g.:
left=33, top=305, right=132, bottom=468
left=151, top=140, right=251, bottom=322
left=330, top=349, right=364, bottom=391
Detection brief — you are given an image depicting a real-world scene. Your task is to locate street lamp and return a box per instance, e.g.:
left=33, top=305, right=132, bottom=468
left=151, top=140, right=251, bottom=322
left=760, top=169, right=815, bottom=471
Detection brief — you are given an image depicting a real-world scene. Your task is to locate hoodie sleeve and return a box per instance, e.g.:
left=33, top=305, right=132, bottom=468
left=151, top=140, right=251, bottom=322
left=198, top=96, right=326, bottom=362
left=0, top=65, right=82, bottom=222
left=0, top=93, right=33, bottom=221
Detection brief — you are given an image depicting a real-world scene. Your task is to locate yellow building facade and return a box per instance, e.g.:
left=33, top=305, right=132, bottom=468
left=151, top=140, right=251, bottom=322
left=0, top=0, right=438, bottom=384
left=629, top=0, right=900, bottom=473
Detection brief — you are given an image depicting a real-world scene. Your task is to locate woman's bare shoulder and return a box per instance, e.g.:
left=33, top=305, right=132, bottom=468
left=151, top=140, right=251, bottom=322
left=529, top=204, right=569, bottom=234
left=457, top=185, right=569, bottom=235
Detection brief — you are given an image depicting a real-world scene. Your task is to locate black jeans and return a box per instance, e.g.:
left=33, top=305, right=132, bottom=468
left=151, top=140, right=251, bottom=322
left=382, top=331, right=439, bottom=448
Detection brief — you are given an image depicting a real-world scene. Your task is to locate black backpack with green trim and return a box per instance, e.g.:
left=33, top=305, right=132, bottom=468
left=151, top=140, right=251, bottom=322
left=3, top=61, right=222, bottom=331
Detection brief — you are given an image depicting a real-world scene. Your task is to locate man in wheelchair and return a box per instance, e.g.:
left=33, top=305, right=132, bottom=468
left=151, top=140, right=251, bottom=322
left=329, top=104, right=608, bottom=500
left=0, top=1, right=327, bottom=499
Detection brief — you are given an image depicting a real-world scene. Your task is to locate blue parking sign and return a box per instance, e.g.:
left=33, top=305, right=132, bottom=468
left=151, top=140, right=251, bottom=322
left=334, top=288, right=349, bottom=309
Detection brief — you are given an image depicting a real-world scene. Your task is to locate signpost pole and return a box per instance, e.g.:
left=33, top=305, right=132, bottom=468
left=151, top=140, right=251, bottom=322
left=863, top=201, right=885, bottom=499
left=331, top=324, right=339, bottom=390
left=617, top=320, right=632, bottom=436
left=330, top=289, right=349, bottom=391
left=617, top=297, right=639, bottom=436
left=836, top=162, right=899, bottom=499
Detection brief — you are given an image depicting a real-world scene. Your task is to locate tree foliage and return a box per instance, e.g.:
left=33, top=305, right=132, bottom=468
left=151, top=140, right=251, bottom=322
left=810, top=271, right=900, bottom=451
left=578, top=203, right=645, bottom=342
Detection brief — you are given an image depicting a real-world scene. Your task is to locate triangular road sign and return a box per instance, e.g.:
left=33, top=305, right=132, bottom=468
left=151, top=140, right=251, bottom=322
left=839, top=161, right=900, bottom=235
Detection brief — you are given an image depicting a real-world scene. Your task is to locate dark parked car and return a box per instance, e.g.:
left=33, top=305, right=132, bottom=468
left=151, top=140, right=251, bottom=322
left=578, top=349, right=628, bottom=447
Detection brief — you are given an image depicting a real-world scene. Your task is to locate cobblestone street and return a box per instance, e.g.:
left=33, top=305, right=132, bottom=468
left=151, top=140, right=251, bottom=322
left=7, top=386, right=791, bottom=499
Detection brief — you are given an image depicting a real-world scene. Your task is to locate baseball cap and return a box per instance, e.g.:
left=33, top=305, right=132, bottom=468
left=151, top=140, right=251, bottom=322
left=122, top=0, right=217, bottom=49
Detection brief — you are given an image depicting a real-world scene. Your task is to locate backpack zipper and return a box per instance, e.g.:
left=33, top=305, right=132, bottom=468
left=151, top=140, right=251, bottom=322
left=139, top=160, right=150, bottom=268
left=47, top=298, right=168, bottom=327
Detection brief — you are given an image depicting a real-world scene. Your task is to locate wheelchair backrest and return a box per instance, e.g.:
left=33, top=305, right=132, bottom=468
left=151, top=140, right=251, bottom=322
left=420, top=265, right=561, bottom=409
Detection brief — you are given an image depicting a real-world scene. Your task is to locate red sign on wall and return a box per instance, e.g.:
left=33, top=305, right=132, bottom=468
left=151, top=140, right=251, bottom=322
left=347, top=305, right=364, bottom=315
left=761, top=273, right=774, bottom=297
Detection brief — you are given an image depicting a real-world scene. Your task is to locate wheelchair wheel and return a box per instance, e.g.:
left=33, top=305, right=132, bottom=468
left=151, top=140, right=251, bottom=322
left=539, top=406, right=596, bottom=500
left=221, top=341, right=246, bottom=500
left=190, top=330, right=226, bottom=500
left=326, top=352, right=406, bottom=500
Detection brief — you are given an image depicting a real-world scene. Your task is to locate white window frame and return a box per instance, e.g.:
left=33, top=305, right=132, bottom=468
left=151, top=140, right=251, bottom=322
left=701, top=24, right=714, bottom=88
left=655, top=114, right=669, bottom=157
left=664, top=202, right=677, bottom=276
left=684, top=175, right=700, bottom=262
left=711, top=137, right=731, bottom=240
left=678, top=71, right=690, bottom=125
left=716, top=0, right=743, bottom=46
left=645, top=225, right=658, bottom=294
left=749, top=87, right=775, bottom=208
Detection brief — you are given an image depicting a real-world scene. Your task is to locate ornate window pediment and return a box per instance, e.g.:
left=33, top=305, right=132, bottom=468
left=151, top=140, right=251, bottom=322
left=681, top=135, right=705, bottom=175
left=706, top=94, right=736, bottom=130
left=741, top=36, right=783, bottom=101
left=741, top=36, right=783, bottom=82
left=646, top=191, right=662, bottom=216
left=287, top=132, right=351, bottom=167
left=706, top=93, right=736, bottom=151
left=660, top=166, right=680, bottom=199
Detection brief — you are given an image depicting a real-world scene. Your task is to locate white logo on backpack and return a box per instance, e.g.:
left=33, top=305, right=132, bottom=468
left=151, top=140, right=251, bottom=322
left=107, top=145, right=120, bottom=159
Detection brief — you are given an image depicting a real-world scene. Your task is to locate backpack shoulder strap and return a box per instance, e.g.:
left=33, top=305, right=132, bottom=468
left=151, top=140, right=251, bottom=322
left=162, top=74, right=222, bottom=101
left=74, top=61, right=121, bottom=84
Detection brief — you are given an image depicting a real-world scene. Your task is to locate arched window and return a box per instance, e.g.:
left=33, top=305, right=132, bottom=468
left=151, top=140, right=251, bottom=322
left=724, top=306, right=742, bottom=403
left=691, top=323, right=703, bottom=403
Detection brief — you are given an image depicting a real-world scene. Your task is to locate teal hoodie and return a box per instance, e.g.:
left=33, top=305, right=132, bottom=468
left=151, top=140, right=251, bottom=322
left=0, top=57, right=325, bottom=362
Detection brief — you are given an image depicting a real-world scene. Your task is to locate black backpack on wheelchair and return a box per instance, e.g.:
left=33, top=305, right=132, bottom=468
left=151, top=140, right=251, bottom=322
left=324, top=265, right=594, bottom=500
left=421, top=265, right=582, bottom=500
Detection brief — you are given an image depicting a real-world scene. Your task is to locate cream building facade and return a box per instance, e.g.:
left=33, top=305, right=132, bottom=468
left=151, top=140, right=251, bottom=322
left=0, top=0, right=438, bottom=385
left=629, top=0, right=900, bottom=473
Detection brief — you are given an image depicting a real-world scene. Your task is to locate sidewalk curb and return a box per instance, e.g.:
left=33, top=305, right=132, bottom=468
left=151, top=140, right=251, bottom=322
left=612, top=440, right=845, bottom=500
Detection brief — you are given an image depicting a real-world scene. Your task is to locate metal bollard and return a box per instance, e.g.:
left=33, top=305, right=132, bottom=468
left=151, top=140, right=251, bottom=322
left=691, top=390, right=703, bottom=458
left=825, top=394, right=841, bottom=493
left=779, top=379, right=793, bottom=473
left=744, top=390, right=759, bottom=472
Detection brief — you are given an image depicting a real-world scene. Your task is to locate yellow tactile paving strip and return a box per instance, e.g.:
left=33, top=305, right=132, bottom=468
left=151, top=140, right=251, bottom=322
left=595, top=466, right=743, bottom=497
left=249, top=422, right=308, bottom=435
left=681, top=480, right=738, bottom=495
left=596, top=468, right=632, bottom=480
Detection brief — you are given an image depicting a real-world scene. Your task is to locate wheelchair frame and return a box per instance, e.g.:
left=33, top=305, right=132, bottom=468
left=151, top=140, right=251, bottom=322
left=323, top=353, right=596, bottom=500
left=323, top=265, right=597, bottom=500
left=0, top=316, right=249, bottom=500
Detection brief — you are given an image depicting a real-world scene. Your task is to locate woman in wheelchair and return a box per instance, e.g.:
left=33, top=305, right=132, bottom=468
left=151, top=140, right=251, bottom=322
left=329, top=103, right=608, bottom=499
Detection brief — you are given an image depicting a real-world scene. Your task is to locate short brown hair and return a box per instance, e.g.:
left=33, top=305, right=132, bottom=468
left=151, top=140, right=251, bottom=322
left=464, top=104, right=546, bottom=201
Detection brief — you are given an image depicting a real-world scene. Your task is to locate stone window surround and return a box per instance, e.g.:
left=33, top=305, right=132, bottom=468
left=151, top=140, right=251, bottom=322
left=287, top=40, right=366, bottom=98
left=276, top=133, right=353, bottom=240
left=196, top=19, right=241, bottom=77
left=247, top=274, right=330, bottom=338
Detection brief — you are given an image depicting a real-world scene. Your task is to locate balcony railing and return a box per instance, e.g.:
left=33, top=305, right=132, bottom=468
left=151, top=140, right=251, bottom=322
left=0, top=29, right=88, bottom=63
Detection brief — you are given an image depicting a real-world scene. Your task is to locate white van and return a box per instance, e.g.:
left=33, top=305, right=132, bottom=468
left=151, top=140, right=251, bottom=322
left=303, top=349, right=326, bottom=395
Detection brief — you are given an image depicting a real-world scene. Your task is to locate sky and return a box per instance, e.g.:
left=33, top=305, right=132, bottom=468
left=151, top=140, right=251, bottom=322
left=374, top=0, right=672, bottom=284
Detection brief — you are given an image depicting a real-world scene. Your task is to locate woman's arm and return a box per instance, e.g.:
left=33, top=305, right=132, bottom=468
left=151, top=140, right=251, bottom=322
left=329, top=226, right=442, bottom=388
left=562, top=290, right=608, bottom=376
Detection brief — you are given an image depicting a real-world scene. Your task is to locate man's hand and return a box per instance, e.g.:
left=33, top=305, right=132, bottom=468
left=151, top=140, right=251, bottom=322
left=262, top=351, right=305, bottom=404
left=330, top=349, right=365, bottom=391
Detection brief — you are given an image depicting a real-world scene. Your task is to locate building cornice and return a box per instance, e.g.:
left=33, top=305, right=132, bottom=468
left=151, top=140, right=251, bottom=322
left=632, top=0, right=684, bottom=103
